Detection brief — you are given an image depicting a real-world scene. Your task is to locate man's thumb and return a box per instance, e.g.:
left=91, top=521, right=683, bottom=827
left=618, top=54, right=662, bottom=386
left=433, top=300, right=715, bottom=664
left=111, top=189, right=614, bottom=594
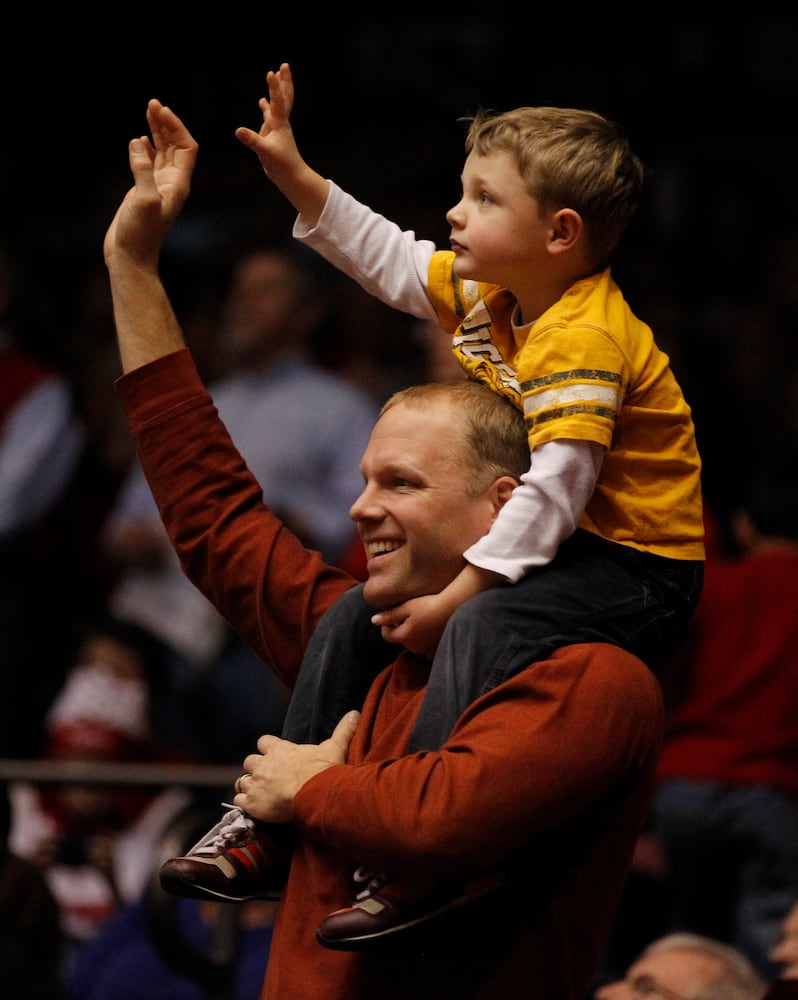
left=330, top=710, right=360, bottom=755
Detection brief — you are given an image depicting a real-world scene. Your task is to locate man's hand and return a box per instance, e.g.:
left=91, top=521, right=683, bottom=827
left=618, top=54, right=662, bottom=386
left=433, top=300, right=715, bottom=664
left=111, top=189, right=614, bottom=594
left=104, top=100, right=198, bottom=273
left=104, top=100, right=199, bottom=372
left=232, top=710, right=360, bottom=823
left=235, top=62, right=329, bottom=226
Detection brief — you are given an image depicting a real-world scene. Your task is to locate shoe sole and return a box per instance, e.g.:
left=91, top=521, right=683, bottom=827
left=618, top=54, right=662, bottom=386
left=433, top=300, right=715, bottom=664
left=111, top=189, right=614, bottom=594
left=159, top=866, right=282, bottom=903
left=316, top=874, right=506, bottom=951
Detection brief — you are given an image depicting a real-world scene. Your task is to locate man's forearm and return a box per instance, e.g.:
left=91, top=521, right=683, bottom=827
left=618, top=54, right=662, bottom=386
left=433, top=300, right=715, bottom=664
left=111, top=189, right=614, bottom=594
left=108, top=259, right=186, bottom=374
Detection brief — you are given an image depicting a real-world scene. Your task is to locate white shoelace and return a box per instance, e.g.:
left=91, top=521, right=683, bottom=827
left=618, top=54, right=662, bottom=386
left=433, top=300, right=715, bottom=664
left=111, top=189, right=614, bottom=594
left=192, top=805, right=256, bottom=857
left=352, top=865, right=391, bottom=901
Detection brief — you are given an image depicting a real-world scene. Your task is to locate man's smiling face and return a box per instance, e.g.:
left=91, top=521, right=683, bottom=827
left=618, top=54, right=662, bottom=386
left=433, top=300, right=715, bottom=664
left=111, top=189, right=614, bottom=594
left=349, top=397, right=499, bottom=611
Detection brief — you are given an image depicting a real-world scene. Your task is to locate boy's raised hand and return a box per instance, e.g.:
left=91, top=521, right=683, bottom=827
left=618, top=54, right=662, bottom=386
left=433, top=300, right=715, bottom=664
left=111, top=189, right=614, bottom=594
left=236, top=62, right=330, bottom=225
left=235, top=63, right=300, bottom=182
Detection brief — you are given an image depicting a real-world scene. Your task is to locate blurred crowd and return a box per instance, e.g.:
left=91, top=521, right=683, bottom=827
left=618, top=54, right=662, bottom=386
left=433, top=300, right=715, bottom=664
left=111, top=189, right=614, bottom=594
left=2, top=18, right=798, bottom=996
left=2, top=207, right=797, bottom=997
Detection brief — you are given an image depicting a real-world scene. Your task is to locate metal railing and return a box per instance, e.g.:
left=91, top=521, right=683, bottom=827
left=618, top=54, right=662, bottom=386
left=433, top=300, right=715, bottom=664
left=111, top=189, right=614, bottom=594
left=0, top=759, right=240, bottom=789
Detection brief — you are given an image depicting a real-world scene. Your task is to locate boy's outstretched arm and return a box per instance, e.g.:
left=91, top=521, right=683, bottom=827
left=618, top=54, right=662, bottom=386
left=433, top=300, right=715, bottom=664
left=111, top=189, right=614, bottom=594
left=235, top=62, right=330, bottom=227
left=373, top=563, right=504, bottom=658
left=104, top=100, right=198, bottom=373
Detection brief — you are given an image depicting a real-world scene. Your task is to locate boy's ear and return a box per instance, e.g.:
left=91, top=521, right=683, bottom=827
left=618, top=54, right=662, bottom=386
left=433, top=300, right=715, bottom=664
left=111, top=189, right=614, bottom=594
left=549, top=208, right=584, bottom=254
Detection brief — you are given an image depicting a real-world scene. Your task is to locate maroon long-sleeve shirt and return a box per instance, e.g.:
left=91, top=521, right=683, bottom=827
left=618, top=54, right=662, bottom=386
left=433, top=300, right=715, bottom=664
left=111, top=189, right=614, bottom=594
left=117, top=348, right=664, bottom=999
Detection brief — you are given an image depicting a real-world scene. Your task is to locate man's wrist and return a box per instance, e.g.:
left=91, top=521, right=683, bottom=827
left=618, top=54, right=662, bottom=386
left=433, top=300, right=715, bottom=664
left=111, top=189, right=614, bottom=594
left=106, top=250, right=161, bottom=282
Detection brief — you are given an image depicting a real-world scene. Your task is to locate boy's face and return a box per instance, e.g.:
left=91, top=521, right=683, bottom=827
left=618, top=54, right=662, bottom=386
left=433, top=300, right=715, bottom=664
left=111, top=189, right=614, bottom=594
left=446, top=149, right=552, bottom=289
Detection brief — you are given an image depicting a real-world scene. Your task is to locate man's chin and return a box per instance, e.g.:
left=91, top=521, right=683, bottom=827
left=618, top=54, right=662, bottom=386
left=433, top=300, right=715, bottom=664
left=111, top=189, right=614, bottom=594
left=362, top=582, right=385, bottom=608
left=362, top=579, right=401, bottom=610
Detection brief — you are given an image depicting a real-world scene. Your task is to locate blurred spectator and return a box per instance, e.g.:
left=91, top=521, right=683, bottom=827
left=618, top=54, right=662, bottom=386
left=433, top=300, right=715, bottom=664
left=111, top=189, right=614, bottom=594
left=412, top=316, right=466, bottom=383
left=102, top=243, right=379, bottom=762
left=770, top=899, right=798, bottom=981
left=7, top=614, right=192, bottom=974
left=0, top=782, right=64, bottom=1000
left=594, top=820, right=672, bottom=984
left=594, top=931, right=769, bottom=1000
left=65, top=895, right=275, bottom=1000
left=0, top=251, right=84, bottom=542
left=652, top=472, right=798, bottom=980
left=764, top=983, right=798, bottom=999
left=0, top=244, right=99, bottom=758
left=65, top=804, right=276, bottom=1000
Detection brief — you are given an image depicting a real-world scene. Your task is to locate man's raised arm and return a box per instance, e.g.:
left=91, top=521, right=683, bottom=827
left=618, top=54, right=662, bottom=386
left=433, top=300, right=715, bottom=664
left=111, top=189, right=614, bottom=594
left=103, top=99, right=198, bottom=373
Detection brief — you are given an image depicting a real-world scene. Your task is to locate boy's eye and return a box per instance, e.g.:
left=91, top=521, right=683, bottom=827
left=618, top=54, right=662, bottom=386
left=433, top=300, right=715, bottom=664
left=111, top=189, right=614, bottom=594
left=479, top=191, right=492, bottom=205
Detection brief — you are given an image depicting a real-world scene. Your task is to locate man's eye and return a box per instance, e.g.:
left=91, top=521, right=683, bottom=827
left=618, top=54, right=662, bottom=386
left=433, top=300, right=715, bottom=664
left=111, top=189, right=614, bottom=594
left=393, top=477, right=419, bottom=490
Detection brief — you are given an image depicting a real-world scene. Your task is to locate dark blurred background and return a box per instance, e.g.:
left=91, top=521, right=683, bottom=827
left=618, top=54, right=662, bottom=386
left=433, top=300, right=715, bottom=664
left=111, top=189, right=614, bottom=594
left=2, top=12, right=798, bottom=993
left=4, top=10, right=798, bottom=525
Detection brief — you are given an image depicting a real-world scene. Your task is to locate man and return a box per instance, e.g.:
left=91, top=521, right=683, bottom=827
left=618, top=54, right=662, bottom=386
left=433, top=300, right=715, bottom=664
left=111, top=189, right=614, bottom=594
left=104, top=98, right=664, bottom=999
left=593, top=932, right=768, bottom=1000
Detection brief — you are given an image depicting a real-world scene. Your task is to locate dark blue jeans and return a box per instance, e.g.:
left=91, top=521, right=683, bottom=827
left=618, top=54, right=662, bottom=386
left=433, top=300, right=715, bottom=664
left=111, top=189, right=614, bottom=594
left=282, top=530, right=703, bottom=752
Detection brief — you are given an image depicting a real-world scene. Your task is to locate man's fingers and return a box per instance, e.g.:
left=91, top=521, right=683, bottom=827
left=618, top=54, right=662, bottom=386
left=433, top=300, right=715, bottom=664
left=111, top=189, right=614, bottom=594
left=144, top=101, right=199, bottom=167
left=329, top=710, right=360, bottom=759
left=255, top=733, right=280, bottom=754
left=127, top=137, right=156, bottom=192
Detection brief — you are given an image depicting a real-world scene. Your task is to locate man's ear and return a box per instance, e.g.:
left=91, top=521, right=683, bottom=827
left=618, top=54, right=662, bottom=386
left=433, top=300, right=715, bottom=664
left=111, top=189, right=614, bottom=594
left=492, top=476, right=519, bottom=513
left=548, top=208, right=583, bottom=255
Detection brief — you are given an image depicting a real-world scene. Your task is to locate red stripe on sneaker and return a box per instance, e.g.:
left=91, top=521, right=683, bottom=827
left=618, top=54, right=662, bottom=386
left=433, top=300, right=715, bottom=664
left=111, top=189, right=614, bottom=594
left=229, top=846, right=259, bottom=874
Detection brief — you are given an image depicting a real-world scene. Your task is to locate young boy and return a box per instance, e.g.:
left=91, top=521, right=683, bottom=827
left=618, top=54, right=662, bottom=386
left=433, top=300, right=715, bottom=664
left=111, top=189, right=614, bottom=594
left=160, top=63, right=704, bottom=949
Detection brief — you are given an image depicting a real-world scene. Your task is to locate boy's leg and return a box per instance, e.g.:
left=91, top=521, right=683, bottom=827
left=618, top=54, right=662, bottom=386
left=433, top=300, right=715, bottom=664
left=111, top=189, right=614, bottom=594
left=317, top=534, right=702, bottom=947
left=409, top=530, right=702, bottom=752
left=158, top=805, right=295, bottom=903
left=160, top=584, right=396, bottom=903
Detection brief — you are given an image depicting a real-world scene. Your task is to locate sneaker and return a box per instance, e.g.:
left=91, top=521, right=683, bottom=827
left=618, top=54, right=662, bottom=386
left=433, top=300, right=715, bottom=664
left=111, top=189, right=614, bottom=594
left=316, top=866, right=507, bottom=950
left=159, top=805, right=293, bottom=903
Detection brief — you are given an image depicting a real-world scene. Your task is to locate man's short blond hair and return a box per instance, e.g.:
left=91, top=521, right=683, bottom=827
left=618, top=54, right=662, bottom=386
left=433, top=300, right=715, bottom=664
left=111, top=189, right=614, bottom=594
left=381, top=378, right=529, bottom=495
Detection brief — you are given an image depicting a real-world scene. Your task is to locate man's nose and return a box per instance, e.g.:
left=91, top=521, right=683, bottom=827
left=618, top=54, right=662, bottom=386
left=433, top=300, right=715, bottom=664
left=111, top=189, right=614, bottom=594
left=592, top=983, right=625, bottom=999
left=350, top=485, right=377, bottom=521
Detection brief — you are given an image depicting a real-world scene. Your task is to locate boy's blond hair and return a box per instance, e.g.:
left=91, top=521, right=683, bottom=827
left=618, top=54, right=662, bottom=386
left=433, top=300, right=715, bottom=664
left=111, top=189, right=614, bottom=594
left=464, top=106, right=646, bottom=266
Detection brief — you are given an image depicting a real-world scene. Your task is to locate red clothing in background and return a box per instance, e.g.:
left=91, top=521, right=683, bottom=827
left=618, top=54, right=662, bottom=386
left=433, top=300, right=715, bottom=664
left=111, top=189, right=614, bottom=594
left=657, top=547, right=798, bottom=795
